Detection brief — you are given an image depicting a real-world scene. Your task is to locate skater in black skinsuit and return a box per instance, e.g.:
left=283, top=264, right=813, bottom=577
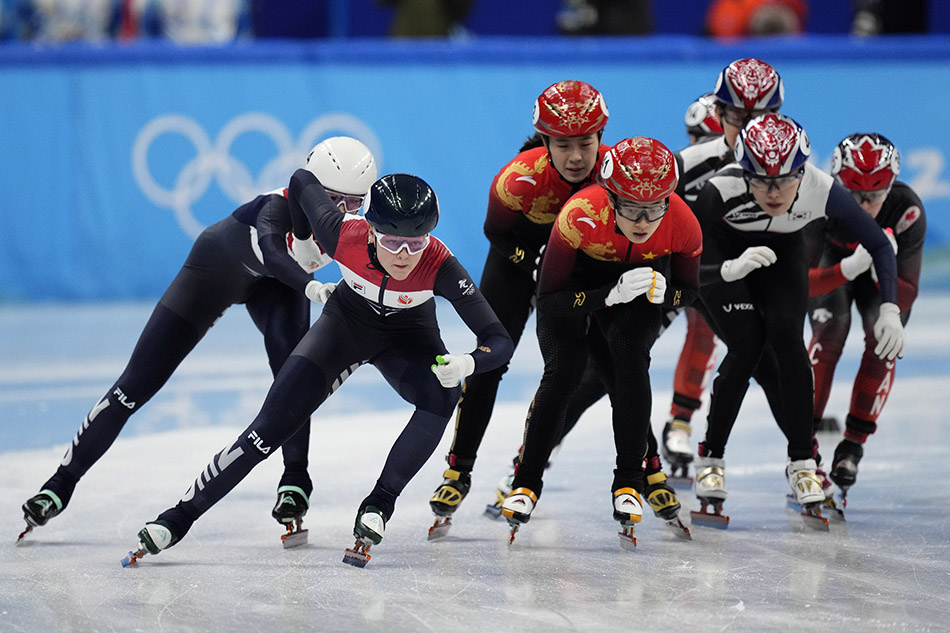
left=124, top=172, right=513, bottom=567
left=20, top=137, right=377, bottom=540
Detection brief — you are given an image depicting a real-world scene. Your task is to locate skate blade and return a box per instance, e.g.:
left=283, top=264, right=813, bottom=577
left=16, top=524, right=33, bottom=543
left=120, top=547, right=147, bottom=567
left=689, top=509, right=729, bottom=530
left=427, top=517, right=451, bottom=541
left=281, top=528, right=309, bottom=549
left=821, top=499, right=846, bottom=523
left=342, top=542, right=371, bottom=568
left=618, top=526, right=637, bottom=551
left=506, top=524, right=519, bottom=545
left=665, top=518, right=693, bottom=541
left=483, top=503, right=503, bottom=520
left=786, top=495, right=830, bottom=531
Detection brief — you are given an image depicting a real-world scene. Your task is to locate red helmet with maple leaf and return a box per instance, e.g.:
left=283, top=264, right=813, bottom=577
left=599, top=137, right=678, bottom=202
left=532, top=80, right=609, bottom=138
left=831, top=133, right=900, bottom=191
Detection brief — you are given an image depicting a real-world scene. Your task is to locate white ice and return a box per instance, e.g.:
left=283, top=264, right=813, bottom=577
left=1, top=296, right=949, bottom=633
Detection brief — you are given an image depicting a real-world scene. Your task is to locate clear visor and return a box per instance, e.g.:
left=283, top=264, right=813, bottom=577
left=374, top=229, right=431, bottom=255
left=850, top=187, right=890, bottom=205
left=723, top=105, right=778, bottom=128
left=745, top=169, right=804, bottom=192
left=327, top=189, right=366, bottom=214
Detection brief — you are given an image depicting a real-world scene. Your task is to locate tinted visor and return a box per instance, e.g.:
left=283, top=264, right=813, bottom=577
left=374, top=229, right=431, bottom=255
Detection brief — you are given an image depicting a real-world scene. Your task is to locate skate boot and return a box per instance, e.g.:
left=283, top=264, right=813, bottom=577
left=690, top=455, right=729, bottom=529
left=272, top=486, right=310, bottom=548
left=613, top=488, right=643, bottom=550
left=484, top=458, right=516, bottom=520
left=427, top=467, right=471, bottom=540
left=18, top=490, right=65, bottom=541
left=501, top=487, right=538, bottom=544
left=815, top=465, right=844, bottom=522
left=829, top=440, right=863, bottom=507
left=121, top=520, right=178, bottom=567
left=645, top=471, right=691, bottom=540
left=343, top=506, right=388, bottom=568
left=661, top=417, right=694, bottom=484
left=786, top=458, right=829, bottom=531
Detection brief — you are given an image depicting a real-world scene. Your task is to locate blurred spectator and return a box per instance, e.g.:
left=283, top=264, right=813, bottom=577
left=141, top=0, right=250, bottom=43
left=557, top=0, right=653, bottom=35
left=852, top=0, right=928, bottom=35
left=706, top=0, right=807, bottom=38
left=14, top=0, right=120, bottom=41
left=250, top=0, right=327, bottom=39
left=376, top=0, right=472, bottom=38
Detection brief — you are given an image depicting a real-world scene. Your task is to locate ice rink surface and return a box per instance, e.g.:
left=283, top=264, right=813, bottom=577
left=1, top=296, right=949, bottom=633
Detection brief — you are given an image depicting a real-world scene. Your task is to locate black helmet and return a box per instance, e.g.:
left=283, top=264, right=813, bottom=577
left=364, top=174, right=439, bottom=237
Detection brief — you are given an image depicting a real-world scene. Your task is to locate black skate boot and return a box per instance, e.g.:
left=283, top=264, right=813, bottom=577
left=830, top=440, right=863, bottom=506
left=427, top=458, right=473, bottom=540
left=645, top=471, right=691, bottom=540
left=121, top=520, right=179, bottom=567
left=343, top=506, right=388, bottom=568
left=19, top=489, right=66, bottom=542
left=272, top=486, right=310, bottom=548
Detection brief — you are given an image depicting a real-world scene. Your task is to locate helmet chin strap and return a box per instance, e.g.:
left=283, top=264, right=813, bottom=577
left=366, top=233, right=386, bottom=275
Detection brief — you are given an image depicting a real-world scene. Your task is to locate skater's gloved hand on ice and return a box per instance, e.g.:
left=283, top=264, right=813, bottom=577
left=291, top=233, right=330, bottom=273
left=873, top=302, right=906, bottom=361
left=305, top=280, right=337, bottom=304
left=720, top=246, right=777, bottom=283
left=606, top=267, right=663, bottom=306
left=870, top=227, right=898, bottom=283
left=840, top=244, right=873, bottom=281
left=430, top=354, right=475, bottom=388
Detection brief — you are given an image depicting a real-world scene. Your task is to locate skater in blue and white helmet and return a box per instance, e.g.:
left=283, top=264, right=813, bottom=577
left=19, top=137, right=377, bottom=543
left=124, top=172, right=513, bottom=568
left=690, top=114, right=905, bottom=529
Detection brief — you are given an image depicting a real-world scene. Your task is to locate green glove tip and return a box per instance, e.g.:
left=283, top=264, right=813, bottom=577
left=435, top=355, right=447, bottom=365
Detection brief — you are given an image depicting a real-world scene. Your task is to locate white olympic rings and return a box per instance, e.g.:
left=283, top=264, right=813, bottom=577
left=132, top=112, right=383, bottom=239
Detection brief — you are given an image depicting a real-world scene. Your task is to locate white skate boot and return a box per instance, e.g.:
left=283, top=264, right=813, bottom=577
left=501, top=487, right=538, bottom=544
left=690, top=455, right=729, bottom=529
left=612, top=487, right=643, bottom=550
left=121, top=521, right=178, bottom=567
left=661, top=417, right=694, bottom=483
left=786, top=459, right=830, bottom=531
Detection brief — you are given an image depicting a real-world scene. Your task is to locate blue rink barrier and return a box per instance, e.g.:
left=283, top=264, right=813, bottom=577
left=1, top=35, right=949, bottom=301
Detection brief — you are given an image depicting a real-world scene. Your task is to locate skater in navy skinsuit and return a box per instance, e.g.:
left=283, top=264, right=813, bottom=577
left=126, top=173, right=513, bottom=566
left=20, top=137, right=377, bottom=540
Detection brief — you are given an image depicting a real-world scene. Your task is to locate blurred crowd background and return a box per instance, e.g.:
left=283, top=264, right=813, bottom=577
left=0, top=0, right=938, bottom=43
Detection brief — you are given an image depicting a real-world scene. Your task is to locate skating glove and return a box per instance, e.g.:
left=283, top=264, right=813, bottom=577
left=605, top=267, right=663, bottom=306
left=839, top=244, right=873, bottom=281
left=719, top=246, right=777, bottom=283
left=873, top=302, right=906, bottom=361
left=870, top=227, right=898, bottom=283
left=430, top=354, right=475, bottom=388
left=291, top=233, right=331, bottom=273
left=305, top=280, right=337, bottom=304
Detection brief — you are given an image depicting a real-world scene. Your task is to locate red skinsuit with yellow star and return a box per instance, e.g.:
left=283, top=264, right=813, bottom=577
left=510, top=184, right=702, bottom=498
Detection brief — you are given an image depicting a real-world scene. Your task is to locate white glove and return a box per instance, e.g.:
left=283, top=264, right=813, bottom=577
left=873, top=302, right=906, bottom=361
left=305, top=280, right=337, bottom=304
left=532, top=244, right=546, bottom=283
left=870, top=228, right=898, bottom=283
left=430, top=354, right=476, bottom=389
left=606, top=267, right=662, bottom=306
left=291, top=234, right=330, bottom=273
left=720, top=246, right=777, bottom=283
left=840, top=244, right=873, bottom=281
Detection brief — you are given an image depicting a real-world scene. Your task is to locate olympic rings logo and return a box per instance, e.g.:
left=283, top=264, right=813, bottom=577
left=132, top=112, right=383, bottom=239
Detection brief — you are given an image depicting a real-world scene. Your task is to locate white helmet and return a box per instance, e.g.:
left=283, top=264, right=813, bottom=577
left=306, top=136, right=378, bottom=196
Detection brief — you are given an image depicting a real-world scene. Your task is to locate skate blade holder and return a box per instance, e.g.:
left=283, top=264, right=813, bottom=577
left=618, top=523, right=638, bottom=551
left=785, top=495, right=830, bottom=531
left=120, top=547, right=148, bottom=567
left=427, top=516, right=452, bottom=541
left=821, top=498, right=846, bottom=523
left=667, top=475, right=694, bottom=490
left=342, top=539, right=372, bottom=568
left=483, top=503, right=503, bottom=520
left=689, top=501, right=729, bottom=530
left=665, top=518, right=693, bottom=541
left=281, top=521, right=309, bottom=549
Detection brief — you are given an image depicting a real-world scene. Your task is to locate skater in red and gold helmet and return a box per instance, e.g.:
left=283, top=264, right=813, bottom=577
left=501, top=137, right=702, bottom=546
